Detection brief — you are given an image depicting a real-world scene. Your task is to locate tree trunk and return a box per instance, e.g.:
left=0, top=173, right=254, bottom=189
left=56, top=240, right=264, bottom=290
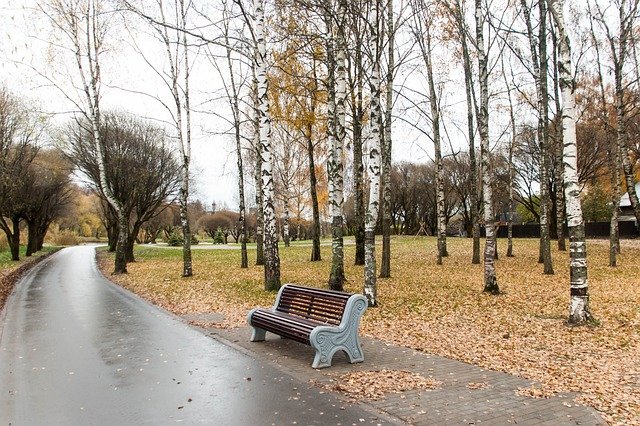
left=327, top=2, right=346, bottom=291
left=111, top=208, right=127, bottom=274
left=353, top=42, right=366, bottom=266
left=226, top=38, right=248, bottom=269
left=380, top=0, right=393, bottom=279
left=590, top=11, right=619, bottom=264
left=36, top=222, right=47, bottom=251
left=125, top=221, right=143, bottom=263
left=476, top=0, right=499, bottom=294
left=307, top=127, right=322, bottom=261
left=26, top=220, right=38, bottom=257
left=421, top=18, right=447, bottom=264
left=9, top=217, right=20, bottom=261
left=522, top=0, right=553, bottom=273
left=551, top=29, right=566, bottom=251
left=180, top=1, right=193, bottom=278
left=507, top=137, right=515, bottom=257
left=538, top=0, right=553, bottom=274
left=179, top=173, right=192, bottom=277
left=253, top=73, right=265, bottom=266
left=548, top=0, right=592, bottom=324
left=609, top=138, right=621, bottom=267
left=283, top=207, right=290, bottom=247
left=256, top=0, right=281, bottom=291
left=502, top=54, right=516, bottom=257
left=454, top=0, right=480, bottom=264
left=364, top=0, right=382, bottom=307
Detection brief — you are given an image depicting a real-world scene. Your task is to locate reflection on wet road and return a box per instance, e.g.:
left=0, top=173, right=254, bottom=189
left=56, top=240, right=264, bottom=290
left=0, top=246, right=386, bottom=425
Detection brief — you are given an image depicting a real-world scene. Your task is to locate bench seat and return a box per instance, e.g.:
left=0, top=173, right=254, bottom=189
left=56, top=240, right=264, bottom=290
left=247, top=284, right=368, bottom=368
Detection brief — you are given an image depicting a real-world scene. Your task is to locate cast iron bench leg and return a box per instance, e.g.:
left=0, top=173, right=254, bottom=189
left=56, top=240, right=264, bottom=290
left=309, top=297, right=367, bottom=368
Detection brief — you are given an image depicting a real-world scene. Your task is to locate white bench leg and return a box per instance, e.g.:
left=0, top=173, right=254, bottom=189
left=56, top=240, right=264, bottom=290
left=250, top=326, right=266, bottom=342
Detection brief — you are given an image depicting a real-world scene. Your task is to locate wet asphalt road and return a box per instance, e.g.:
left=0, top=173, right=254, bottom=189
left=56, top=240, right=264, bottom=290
left=0, top=246, right=388, bottom=425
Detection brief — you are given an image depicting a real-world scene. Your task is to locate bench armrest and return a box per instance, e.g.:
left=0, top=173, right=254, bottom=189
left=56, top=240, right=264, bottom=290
left=308, top=294, right=367, bottom=368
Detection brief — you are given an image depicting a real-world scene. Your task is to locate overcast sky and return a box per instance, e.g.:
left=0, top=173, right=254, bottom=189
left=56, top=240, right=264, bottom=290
left=0, top=0, right=496, bottom=209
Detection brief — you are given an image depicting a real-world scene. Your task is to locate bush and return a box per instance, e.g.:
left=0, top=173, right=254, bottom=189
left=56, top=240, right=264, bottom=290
left=0, top=234, right=7, bottom=251
left=52, top=229, right=80, bottom=246
left=166, top=232, right=183, bottom=246
left=213, top=227, right=224, bottom=244
left=166, top=232, right=199, bottom=246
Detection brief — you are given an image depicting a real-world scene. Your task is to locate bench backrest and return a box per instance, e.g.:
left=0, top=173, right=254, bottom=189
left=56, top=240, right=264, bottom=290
left=276, top=285, right=351, bottom=325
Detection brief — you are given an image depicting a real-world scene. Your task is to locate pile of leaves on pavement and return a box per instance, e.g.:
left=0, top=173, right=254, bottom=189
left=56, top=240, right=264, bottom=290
left=101, top=237, right=640, bottom=425
left=317, top=369, right=441, bottom=400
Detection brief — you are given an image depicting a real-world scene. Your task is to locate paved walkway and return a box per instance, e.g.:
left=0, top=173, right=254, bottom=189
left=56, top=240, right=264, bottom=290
left=208, top=325, right=604, bottom=425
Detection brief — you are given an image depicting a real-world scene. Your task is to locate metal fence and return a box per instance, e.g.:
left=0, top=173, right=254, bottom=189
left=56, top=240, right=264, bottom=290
left=479, top=221, right=639, bottom=239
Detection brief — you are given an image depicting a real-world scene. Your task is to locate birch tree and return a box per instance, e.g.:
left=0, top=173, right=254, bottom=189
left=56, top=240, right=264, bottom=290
left=252, top=69, right=265, bottom=265
left=520, top=0, right=553, bottom=274
left=41, top=0, right=128, bottom=273
left=364, top=0, right=382, bottom=307
left=475, top=0, right=499, bottom=294
left=379, top=0, right=394, bottom=278
left=548, top=0, right=592, bottom=324
left=255, top=0, right=281, bottom=290
left=502, top=54, right=516, bottom=257
left=550, top=23, right=566, bottom=252
left=345, top=2, right=367, bottom=267
left=217, top=1, right=249, bottom=268
left=326, top=0, right=346, bottom=291
left=446, top=0, right=481, bottom=264
left=124, top=0, right=195, bottom=276
left=588, top=6, right=621, bottom=266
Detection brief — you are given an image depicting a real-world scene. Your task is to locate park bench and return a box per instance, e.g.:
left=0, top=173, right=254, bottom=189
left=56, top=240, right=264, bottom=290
left=247, top=284, right=368, bottom=368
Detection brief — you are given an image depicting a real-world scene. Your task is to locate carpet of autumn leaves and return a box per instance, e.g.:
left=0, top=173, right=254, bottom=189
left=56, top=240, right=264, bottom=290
left=99, top=236, right=640, bottom=425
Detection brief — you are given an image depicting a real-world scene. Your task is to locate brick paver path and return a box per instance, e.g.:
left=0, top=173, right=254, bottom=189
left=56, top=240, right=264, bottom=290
left=205, top=325, right=604, bottom=426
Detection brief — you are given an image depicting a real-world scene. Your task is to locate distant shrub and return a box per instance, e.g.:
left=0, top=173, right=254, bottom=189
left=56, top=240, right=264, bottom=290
left=166, top=232, right=199, bottom=246
left=0, top=234, right=7, bottom=251
left=213, top=227, right=224, bottom=244
left=52, top=230, right=80, bottom=246
left=166, top=232, right=183, bottom=247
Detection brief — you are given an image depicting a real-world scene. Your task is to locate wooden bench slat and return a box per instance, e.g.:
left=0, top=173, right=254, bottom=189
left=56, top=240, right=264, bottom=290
left=278, top=304, right=344, bottom=323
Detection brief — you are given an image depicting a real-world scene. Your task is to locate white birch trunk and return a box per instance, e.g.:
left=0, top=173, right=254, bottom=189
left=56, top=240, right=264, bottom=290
left=475, top=0, right=499, bottom=294
left=283, top=205, right=290, bottom=247
left=327, top=0, right=346, bottom=291
left=364, top=0, right=382, bottom=307
left=420, top=19, right=447, bottom=264
left=67, top=0, right=127, bottom=274
left=452, top=0, right=480, bottom=264
left=502, top=54, right=516, bottom=257
left=179, top=0, right=193, bottom=277
left=252, top=70, right=265, bottom=266
left=521, top=0, right=553, bottom=274
left=156, top=0, right=192, bottom=277
left=548, top=0, right=592, bottom=324
left=255, top=0, right=281, bottom=291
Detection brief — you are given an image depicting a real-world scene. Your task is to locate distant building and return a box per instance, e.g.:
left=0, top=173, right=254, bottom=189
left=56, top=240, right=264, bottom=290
left=619, top=182, right=640, bottom=222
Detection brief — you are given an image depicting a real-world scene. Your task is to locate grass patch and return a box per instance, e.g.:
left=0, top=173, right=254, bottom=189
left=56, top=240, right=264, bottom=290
left=100, top=236, right=640, bottom=425
left=0, top=246, right=59, bottom=270
left=1, top=246, right=62, bottom=312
